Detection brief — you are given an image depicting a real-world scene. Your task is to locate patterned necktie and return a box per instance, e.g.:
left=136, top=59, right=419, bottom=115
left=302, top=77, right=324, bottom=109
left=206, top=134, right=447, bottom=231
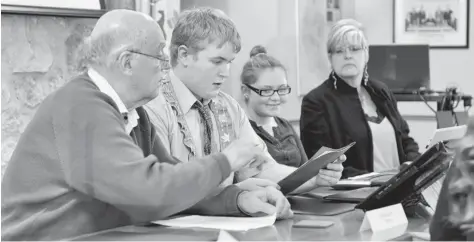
left=193, top=101, right=213, bottom=155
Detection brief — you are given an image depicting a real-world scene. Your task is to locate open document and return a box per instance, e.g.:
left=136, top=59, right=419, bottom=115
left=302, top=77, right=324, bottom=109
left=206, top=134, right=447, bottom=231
left=278, top=142, right=356, bottom=195
left=152, top=213, right=276, bottom=231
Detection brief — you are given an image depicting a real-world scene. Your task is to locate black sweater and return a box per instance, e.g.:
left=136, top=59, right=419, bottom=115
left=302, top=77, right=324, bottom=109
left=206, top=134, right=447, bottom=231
left=300, top=74, right=421, bottom=178
left=250, top=117, right=308, bottom=168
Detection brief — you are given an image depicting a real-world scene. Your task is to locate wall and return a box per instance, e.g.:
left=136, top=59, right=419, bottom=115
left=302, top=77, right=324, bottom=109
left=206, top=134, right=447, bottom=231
left=180, top=0, right=300, bottom=118
left=353, top=0, right=473, bottom=147
left=1, top=14, right=98, bottom=175
left=1, top=0, right=183, bottom=176
left=354, top=0, right=474, bottom=94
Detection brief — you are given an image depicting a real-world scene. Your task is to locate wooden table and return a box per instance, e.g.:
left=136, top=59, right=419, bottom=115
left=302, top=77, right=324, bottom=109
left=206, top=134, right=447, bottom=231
left=70, top=208, right=430, bottom=241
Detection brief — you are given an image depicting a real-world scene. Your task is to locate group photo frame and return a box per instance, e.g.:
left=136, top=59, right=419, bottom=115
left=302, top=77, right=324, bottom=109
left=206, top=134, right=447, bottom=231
left=393, top=0, right=470, bottom=48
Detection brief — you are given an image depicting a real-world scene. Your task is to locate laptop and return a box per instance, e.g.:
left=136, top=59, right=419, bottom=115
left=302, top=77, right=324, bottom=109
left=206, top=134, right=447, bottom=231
left=323, top=142, right=453, bottom=211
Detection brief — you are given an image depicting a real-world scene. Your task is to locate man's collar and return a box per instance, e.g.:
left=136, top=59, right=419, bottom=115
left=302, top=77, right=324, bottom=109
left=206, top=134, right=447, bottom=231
left=88, top=68, right=129, bottom=114
left=87, top=68, right=139, bottom=132
left=170, top=71, right=213, bottom=113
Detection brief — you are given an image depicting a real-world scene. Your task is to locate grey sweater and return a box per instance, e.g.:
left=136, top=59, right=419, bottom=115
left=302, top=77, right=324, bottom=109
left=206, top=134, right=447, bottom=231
left=1, top=75, right=242, bottom=241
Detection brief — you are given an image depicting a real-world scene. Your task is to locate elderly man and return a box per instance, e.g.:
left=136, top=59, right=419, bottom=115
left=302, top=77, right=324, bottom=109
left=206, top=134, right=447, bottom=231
left=2, top=10, right=287, bottom=241
left=144, top=7, right=344, bottom=212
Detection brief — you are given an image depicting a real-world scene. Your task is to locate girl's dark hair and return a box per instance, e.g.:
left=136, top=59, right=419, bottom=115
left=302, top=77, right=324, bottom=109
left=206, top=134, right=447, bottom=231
left=240, top=45, right=286, bottom=86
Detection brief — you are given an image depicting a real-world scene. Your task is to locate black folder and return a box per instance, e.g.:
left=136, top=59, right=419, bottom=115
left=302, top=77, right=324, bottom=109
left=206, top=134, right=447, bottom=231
left=324, top=142, right=453, bottom=211
left=278, top=142, right=355, bottom=195
left=288, top=195, right=356, bottom=216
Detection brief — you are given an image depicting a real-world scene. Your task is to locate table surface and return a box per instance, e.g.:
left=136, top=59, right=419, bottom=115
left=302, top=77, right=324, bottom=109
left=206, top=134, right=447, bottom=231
left=70, top=207, right=430, bottom=241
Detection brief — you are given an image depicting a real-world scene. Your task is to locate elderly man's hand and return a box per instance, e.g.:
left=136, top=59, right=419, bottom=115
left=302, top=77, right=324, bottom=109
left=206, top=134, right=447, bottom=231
left=236, top=178, right=280, bottom=191
left=237, top=187, right=293, bottom=220
left=314, top=155, right=345, bottom=186
left=222, top=139, right=268, bottom=172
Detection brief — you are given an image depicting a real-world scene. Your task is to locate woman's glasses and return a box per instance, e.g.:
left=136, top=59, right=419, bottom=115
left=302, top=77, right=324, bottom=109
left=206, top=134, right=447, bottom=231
left=245, top=84, right=291, bottom=97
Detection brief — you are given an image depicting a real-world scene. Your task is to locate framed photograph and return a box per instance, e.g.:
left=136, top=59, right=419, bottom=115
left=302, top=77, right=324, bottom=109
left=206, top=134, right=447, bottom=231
left=1, top=0, right=106, bottom=18
left=393, top=0, right=470, bottom=48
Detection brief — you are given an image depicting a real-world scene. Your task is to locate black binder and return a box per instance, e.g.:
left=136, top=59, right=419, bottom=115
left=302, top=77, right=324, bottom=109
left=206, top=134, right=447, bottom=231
left=278, top=142, right=355, bottom=195
left=355, top=142, right=453, bottom=211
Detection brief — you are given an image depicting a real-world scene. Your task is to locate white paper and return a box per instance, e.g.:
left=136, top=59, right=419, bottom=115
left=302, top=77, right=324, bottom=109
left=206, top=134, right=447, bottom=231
left=348, top=172, right=381, bottom=180
left=336, top=180, right=371, bottom=186
left=359, top=203, right=408, bottom=232
left=426, top=125, right=467, bottom=150
left=217, top=230, right=238, bottom=241
left=408, top=232, right=431, bottom=241
left=152, top=214, right=276, bottom=231
left=421, top=176, right=444, bottom=212
left=370, top=224, right=408, bottom=241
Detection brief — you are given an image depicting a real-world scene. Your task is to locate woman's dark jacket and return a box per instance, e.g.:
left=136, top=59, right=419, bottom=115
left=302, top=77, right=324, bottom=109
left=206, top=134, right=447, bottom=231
left=300, top=74, right=421, bottom=178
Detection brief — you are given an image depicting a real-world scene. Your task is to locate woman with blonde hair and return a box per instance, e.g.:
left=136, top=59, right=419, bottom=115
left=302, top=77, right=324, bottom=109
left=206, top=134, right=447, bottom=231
left=300, top=19, right=420, bottom=178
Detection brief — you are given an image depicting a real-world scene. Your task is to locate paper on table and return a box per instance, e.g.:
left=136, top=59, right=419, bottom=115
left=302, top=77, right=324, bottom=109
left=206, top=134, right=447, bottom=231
left=217, top=230, right=238, bottom=241
left=348, top=172, right=381, bottom=180
left=152, top=213, right=276, bottom=231
left=348, top=170, right=399, bottom=181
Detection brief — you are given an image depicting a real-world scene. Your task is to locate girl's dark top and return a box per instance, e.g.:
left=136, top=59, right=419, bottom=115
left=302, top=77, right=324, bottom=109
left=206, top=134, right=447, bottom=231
left=300, top=74, right=421, bottom=178
left=250, top=117, right=308, bottom=168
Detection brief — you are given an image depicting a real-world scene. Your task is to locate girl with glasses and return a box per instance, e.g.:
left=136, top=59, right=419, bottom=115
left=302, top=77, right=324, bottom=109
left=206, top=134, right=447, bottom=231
left=240, top=45, right=307, bottom=168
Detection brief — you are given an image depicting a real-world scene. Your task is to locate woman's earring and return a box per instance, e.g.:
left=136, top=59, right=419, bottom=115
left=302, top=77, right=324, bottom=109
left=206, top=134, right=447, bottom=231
left=332, top=71, right=337, bottom=90
left=363, top=66, right=369, bottom=86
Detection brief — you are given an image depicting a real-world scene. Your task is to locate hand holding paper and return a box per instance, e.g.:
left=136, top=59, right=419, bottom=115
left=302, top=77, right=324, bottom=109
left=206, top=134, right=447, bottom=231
left=315, top=162, right=344, bottom=186
left=333, top=154, right=347, bottom=164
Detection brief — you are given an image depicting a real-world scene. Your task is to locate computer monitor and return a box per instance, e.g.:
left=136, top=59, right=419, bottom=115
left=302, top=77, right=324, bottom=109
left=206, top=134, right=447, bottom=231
left=367, top=44, right=430, bottom=93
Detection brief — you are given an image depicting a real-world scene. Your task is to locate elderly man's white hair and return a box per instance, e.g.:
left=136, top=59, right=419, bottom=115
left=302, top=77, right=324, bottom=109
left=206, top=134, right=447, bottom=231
left=79, top=9, right=165, bottom=68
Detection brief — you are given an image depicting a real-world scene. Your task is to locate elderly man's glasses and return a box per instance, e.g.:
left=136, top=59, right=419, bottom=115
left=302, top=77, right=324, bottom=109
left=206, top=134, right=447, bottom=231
left=127, top=50, right=170, bottom=69
left=245, top=84, right=291, bottom=97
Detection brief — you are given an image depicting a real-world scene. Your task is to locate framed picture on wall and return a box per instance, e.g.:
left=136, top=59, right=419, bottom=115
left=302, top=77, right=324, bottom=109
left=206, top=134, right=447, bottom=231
left=393, top=0, right=469, bottom=48
left=1, top=0, right=106, bottom=17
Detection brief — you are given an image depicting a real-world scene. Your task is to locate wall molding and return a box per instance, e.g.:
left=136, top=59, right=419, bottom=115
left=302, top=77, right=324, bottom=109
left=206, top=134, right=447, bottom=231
left=1, top=4, right=106, bottom=18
